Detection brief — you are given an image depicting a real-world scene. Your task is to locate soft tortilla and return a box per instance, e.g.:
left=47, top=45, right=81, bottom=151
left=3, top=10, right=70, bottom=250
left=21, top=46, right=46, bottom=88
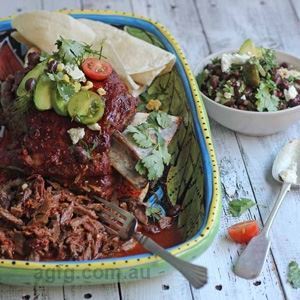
left=80, top=19, right=176, bottom=87
left=11, top=11, right=175, bottom=96
left=100, top=41, right=144, bottom=96
left=12, top=11, right=95, bottom=53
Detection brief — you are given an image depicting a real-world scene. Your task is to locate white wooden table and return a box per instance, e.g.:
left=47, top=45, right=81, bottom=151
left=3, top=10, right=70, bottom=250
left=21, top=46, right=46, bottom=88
left=1, top=1, right=300, bottom=299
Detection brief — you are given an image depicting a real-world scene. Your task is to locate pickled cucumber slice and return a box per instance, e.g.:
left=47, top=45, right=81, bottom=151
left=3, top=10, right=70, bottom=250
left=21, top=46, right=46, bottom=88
left=52, top=89, right=68, bottom=116
left=239, top=39, right=263, bottom=58
left=243, top=62, right=260, bottom=87
left=17, top=61, right=46, bottom=97
left=33, top=74, right=54, bottom=111
left=67, top=90, right=105, bottom=125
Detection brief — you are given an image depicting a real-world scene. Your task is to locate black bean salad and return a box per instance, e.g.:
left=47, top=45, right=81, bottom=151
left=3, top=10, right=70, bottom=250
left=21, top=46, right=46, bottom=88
left=197, top=39, right=300, bottom=111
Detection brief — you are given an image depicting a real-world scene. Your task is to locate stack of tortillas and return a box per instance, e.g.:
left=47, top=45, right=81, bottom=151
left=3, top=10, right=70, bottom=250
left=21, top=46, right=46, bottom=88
left=11, top=11, right=176, bottom=96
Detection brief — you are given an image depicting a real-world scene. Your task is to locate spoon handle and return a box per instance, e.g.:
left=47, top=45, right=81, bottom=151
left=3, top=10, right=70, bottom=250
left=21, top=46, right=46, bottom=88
left=262, top=182, right=291, bottom=237
left=234, top=182, right=291, bottom=279
left=134, top=232, right=207, bottom=289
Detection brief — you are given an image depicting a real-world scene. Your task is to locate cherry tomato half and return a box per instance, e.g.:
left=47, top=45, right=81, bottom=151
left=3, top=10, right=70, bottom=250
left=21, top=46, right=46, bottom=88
left=82, top=58, right=112, bottom=81
left=228, top=220, right=260, bottom=244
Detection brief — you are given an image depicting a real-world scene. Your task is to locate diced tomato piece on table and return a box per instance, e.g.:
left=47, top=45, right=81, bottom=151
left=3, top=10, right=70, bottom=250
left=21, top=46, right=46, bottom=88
left=228, top=220, right=260, bottom=244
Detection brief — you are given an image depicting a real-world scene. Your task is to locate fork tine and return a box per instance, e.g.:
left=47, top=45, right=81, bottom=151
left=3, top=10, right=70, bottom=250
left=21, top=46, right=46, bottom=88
left=98, top=212, right=123, bottom=230
left=100, top=205, right=125, bottom=223
left=102, top=224, right=119, bottom=236
left=94, top=196, right=133, bottom=218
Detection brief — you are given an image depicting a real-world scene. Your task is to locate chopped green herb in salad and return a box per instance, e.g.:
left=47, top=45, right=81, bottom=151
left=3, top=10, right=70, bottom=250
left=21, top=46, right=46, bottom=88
left=197, top=39, right=300, bottom=111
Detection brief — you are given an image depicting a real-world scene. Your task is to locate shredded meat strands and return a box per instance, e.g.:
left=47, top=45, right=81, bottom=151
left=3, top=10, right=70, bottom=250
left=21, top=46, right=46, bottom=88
left=0, top=175, right=143, bottom=261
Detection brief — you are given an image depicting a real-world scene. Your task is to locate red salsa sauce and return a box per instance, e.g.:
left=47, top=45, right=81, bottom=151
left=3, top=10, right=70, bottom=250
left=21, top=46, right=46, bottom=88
left=116, top=223, right=184, bottom=257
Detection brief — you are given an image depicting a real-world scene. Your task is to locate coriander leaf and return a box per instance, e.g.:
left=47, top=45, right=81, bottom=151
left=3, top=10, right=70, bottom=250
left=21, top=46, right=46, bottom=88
left=135, top=160, right=147, bottom=176
left=147, top=111, right=171, bottom=129
left=260, top=48, right=277, bottom=73
left=141, top=150, right=164, bottom=180
left=228, top=198, right=255, bottom=217
left=147, top=111, right=160, bottom=129
left=255, top=82, right=279, bottom=112
left=288, top=261, right=300, bottom=289
left=264, top=74, right=277, bottom=92
left=156, top=111, right=172, bottom=128
left=158, top=135, right=171, bottom=164
left=57, top=81, right=75, bottom=101
left=54, top=37, right=106, bottom=65
left=126, top=111, right=172, bottom=180
left=126, top=125, right=153, bottom=148
left=55, top=37, right=86, bottom=64
left=146, top=205, right=165, bottom=221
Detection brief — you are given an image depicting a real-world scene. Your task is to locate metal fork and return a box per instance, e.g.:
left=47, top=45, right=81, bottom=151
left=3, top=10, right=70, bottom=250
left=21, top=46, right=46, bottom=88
left=94, top=196, right=207, bottom=289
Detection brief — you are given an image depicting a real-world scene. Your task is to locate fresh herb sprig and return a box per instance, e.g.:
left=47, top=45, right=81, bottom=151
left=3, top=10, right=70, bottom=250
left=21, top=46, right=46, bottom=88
left=228, top=198, right=255, bottom=217
left=260, top=48, right=277, bottom=73
left=127, top=111, right=172, bottom=181
left=255, top=81, right=280, bottom=112
left=288, top=261, right=300, bottom=289
left=146, top=205, right=165, bottom=221
left=54, top=37, right=105, bottom=65
left=47, top=72, right=75, bottom=101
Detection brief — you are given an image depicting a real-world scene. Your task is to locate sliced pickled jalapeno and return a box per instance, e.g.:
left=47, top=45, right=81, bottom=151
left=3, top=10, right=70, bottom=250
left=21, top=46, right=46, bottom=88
left=67, top=90, right=105, bottom=125
left=243, top=62, right=260, bottom=88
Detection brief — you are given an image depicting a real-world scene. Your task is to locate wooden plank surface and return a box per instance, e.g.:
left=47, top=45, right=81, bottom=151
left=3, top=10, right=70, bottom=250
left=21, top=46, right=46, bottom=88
left=194, top=0, right=300, bottom=299
left=0, top=0, right=299, bottom=299
left=191, top=121, right=286, bottom=300
left=0, top=0, right=41, bottom=17
left=42, top=0, right=81, bottom=11
left=237, top=125, right=300, bottom=300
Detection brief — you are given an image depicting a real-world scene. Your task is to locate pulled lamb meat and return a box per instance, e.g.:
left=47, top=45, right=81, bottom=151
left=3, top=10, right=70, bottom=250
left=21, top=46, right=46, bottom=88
left=0, top=175, right=139, bottom=261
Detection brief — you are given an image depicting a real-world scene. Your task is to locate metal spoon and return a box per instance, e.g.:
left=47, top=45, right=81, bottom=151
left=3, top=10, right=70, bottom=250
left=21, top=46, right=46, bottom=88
left=234, top=139, right=300, bottom=279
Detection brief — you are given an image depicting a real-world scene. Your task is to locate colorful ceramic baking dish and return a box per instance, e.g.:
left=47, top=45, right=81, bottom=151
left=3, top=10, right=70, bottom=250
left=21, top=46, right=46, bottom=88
left=0, top=10, right=221, bottom=286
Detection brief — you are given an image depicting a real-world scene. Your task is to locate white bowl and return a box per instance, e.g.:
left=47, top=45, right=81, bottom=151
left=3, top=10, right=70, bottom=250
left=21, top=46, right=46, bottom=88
left=194, top=49, right=300, bottom=136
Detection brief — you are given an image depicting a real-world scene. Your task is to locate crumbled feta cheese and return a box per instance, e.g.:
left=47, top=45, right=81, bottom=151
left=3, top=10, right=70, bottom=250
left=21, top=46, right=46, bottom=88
left=241, top=95, right=246, bottom=100
left=278, top=68, right=300, bottom=80
left=221, top=53, right=250, bottom=72
left=280, top=162, right=298, bottom=184
left=21, top=183, right=28, bottom=190
left=97, top=87, right=107, bottom=96
left=65, top=64, right=86, bottom=82
left=284, top=85, right=298, bottom=101
left=224, top=92, right=232, bottom=99
left=0, top=125, right=5, bottom=138
left=87, top=123, right=102, bottom=131
left=67, top=128, right=85, bottom=144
